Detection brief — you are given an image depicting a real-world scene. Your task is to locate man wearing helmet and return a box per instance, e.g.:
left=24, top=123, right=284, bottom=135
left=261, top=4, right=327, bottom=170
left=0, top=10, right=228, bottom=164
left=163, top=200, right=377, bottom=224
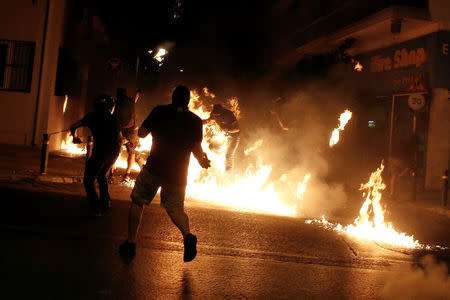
left=70, top=94, right=122, bottom=216
left=119, top=85, right=211, bottom=262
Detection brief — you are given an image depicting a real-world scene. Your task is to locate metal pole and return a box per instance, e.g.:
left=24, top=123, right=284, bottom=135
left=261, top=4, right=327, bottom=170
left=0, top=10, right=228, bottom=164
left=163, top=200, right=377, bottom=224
left=31, top=0, right=51, bottom=146
left=40, top=133, right=49, bottom=174
left=86, top=136, right=93, bottom=163
left=442, top=169, right=449, bottom=208
left=388, top=95, right=396, bottom=163
left=411, top=111, right=417, bottom=202
left=135, top=56, right=140, bottom=81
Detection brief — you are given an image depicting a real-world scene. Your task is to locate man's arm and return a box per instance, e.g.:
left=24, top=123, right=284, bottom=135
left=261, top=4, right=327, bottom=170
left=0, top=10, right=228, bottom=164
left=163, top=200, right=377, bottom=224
left=228, top=120, right=240, bottom=134
left=192, top=142, right=210, bottom=169
left=69, top=120, right=84, bottom=137
left=138, top=126, right=150, bottom=138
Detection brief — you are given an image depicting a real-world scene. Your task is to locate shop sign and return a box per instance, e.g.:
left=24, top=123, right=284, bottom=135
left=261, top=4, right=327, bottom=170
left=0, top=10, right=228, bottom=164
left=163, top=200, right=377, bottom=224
left=370, top=47, right=426, bottom=72
left=408, top=94, right=426, bottom=111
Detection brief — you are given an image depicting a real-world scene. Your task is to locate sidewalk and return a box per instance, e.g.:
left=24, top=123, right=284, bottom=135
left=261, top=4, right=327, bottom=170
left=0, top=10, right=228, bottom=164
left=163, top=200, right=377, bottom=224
left=0, top=143, right=86, bottom=183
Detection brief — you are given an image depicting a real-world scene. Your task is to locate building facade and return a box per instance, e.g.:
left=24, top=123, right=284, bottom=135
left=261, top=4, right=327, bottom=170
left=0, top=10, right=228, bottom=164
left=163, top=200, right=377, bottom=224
left=0, top=0, right=68, bottom=148
left=0, top=0, right=113, bottom=151
left=280, top=0, right=449, bottom=191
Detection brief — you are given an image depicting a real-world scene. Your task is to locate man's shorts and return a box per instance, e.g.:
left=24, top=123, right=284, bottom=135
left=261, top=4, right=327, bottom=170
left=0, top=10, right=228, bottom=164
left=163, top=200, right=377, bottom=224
left=131, top=168, right=186, bottom=211
left=122, top=127, right=139, bottom=153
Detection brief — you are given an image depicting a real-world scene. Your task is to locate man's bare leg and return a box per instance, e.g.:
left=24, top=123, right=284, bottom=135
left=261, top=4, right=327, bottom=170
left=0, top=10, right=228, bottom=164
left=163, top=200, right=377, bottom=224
left=166, top=209, right=190, bottom=238
left=125, top=152, right=135, bottom=176
left=166, top=208, right=197, bottom=262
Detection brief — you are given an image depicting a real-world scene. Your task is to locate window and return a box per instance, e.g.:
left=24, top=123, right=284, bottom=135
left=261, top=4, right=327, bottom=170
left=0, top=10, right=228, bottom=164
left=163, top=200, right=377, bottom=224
left=0, top=40, right=35, bottom=92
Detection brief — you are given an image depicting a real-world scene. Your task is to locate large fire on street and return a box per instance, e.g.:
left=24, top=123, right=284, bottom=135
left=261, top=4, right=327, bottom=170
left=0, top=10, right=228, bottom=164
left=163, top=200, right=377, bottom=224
left=306, top=163, right=446, bottom=250
left=59, top=88, right=311, bottom=216
left=58, top=88, right=446, bottom=250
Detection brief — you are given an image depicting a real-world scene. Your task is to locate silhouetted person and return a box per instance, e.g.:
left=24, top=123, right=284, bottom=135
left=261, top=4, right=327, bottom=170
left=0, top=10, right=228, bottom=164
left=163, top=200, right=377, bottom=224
left=389, top=136, right=416, bottom=199
left=114, top=88, right=140, bottom=180
left=205, top=104, right=240, bottom=171
left=70, top=95, right=121, bottom=216
left=119, top=85, right=211, bottom=261
left=269, top=96, right=289, bottom=132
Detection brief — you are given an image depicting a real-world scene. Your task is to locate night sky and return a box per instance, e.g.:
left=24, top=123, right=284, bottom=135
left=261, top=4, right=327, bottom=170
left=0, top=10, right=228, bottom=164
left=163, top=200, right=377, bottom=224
left=92, top=0, right=275, bottom=82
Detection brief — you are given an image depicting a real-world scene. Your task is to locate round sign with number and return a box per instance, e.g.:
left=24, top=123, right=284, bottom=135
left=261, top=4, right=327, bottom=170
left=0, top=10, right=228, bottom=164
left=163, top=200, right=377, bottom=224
left=408, top=94, right=426, bottom=111
left=106, top=57, right=123, bottom=74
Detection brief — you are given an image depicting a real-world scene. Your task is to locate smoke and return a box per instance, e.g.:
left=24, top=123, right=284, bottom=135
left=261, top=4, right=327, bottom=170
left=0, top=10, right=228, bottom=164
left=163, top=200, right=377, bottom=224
left=233, top=77, right=358, bottom=217
left=382, top=255, right=450, bottom=299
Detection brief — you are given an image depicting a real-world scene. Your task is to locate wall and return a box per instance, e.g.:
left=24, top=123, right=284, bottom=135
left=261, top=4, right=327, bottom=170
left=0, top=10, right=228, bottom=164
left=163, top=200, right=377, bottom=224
left=0, top=0, right=67, bottom=149
left=0, top=0, right=46, bottom=145
left=425, top=88, right=449, bottom=190
left=33, top=0, right=67, bottom=151
left=429, top=0, right=450, bottom=30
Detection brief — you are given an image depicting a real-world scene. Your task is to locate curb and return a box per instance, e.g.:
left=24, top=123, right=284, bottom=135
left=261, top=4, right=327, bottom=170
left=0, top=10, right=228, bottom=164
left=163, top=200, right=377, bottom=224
left=37, top=175, right=83, bottom=184
left=0, top=173, right=83, bottom=184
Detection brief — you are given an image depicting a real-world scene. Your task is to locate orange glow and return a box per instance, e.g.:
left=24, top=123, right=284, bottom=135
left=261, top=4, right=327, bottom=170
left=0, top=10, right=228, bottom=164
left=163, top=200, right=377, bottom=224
left=154, top=48, right=167, bottom=63
left=202, top=87, right=215, bottom=98
left=227, top=97, right=241, bottom=120
left=63, top=95, right=69, bottom=114
left=61, top=88, right=313, bottom=217
left=329, top=109, right=352, bottom=147
left=354, top=61, right=363, bottom=72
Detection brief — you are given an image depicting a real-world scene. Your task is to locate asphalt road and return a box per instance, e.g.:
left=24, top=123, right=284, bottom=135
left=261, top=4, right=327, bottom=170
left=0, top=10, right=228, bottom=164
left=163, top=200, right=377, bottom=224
left=1, top=181, right=449, bottom=299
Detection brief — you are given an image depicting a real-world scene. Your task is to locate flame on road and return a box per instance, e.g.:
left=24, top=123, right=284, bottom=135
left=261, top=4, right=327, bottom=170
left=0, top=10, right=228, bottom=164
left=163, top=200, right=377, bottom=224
left=58, top=87, right=310, bottom=217
left=306, top=163, right=434, bottom=249
left=60, top=133, right=86, bottom=155
left=244, top=139, right=263, bottom=156
left=329, top=109, right=352, bottom=147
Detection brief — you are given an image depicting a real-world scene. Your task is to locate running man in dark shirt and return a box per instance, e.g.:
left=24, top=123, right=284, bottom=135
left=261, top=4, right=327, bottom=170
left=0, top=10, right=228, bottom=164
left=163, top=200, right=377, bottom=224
left=70, top=95, right=122, bottom=216
left=205, top=104, right=240, bottom=171
left=119, top=85, right=211, bottom=262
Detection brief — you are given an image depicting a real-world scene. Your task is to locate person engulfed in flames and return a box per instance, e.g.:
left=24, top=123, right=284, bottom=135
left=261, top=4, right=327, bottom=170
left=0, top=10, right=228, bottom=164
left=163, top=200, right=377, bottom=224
left=112, top=88, right=141, bottom=181
left=119, top=85, right=211, bottom=262
left=204, top=104, right=240, bottom=172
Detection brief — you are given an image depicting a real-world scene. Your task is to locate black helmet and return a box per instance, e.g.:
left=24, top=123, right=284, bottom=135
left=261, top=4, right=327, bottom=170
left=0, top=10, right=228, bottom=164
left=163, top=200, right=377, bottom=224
left=172, top=85, right=190, bottom=108
left=212, top=104, right=224, bottom=113
left=94, top=94, right=114, bottom=113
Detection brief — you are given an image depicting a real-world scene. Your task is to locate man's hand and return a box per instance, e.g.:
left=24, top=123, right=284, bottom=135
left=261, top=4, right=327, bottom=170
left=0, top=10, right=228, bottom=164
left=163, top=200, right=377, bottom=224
left=198, top=153, right=211, bottom=169
left=202, top=118, right=212, bottom=125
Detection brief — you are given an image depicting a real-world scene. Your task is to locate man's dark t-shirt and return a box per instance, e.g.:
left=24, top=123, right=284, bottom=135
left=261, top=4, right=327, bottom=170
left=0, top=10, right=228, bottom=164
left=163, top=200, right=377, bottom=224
left=80, top=112, right=122, bottom=155
left=211, top=109, right=238, bottom=133
left=115, top=96, right=136, bottom=128
left=141, top=104, right=203, bottom=186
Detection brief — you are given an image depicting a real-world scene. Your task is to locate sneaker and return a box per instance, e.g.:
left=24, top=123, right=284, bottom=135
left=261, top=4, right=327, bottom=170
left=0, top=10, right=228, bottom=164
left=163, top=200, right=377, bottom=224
left=107, top=174, right=114, bottom=184
left=101, top=204, right=111, bottom=215
left=90, top=210, right=102, bottom=217
left=122, top=174, right=131, bottom=182
left=119, top=240, right=136, bottom=257
left=183, top=234, right=197, bottom=262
